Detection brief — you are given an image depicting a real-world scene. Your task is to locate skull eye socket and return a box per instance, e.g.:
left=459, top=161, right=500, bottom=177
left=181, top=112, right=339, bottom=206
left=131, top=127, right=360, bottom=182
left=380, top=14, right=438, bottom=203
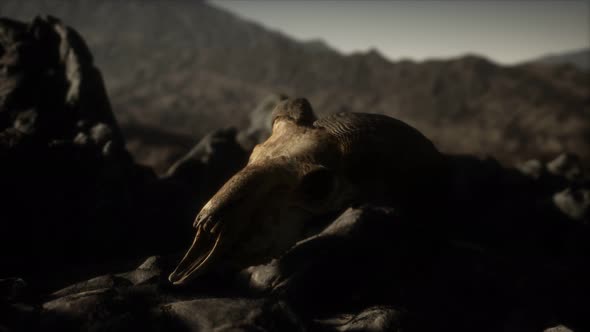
left=298, top=167, right=335, bottom=204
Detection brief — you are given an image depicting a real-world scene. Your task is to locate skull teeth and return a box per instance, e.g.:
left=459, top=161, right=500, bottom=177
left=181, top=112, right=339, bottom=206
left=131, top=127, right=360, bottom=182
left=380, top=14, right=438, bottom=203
left=193, top=214, right=203, bottom=228
left=210, top=222, right=221, bottom=234
left=195, top=215, right=219, bottom=234
left=194, top=214, right=208, bottom=228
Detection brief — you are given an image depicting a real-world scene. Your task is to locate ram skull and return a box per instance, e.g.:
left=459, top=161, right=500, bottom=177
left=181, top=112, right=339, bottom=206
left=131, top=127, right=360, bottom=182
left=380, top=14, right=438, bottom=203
left=169, top=98, right=446, bottom=285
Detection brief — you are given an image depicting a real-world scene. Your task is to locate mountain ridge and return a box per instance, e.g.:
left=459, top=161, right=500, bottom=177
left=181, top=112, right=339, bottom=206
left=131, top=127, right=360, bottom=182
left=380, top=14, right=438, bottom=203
left=526, top=48, right=590, bottom=70
left=1, top=0, right=588, bottom=168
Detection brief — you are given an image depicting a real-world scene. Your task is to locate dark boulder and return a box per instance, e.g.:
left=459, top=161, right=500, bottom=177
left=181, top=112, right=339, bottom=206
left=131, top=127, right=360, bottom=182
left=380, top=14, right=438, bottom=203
left=0, top=16, right=192, bottom=291
left=242, top=206, right=435, bottom=306
left=517, top=159, right=545, bottom=179
left=0, top=16, right=123, bottom=146
left=553, top=186, right=589, bottom=223
left=313, top=306, right=404, bottom=332
left=165, top=127, right=248, bottom=206
left=547, top=153, right=583, bottom=180
left=162, top=298, right=303, bottom=332
left=0, top=277, right=38, bottom=332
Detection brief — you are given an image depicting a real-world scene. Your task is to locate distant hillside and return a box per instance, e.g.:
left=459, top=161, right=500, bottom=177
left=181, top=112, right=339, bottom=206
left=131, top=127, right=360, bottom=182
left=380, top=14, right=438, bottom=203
left=1, top=0, right=588, bottom=167
left=528, top=48, right=590, bottom=70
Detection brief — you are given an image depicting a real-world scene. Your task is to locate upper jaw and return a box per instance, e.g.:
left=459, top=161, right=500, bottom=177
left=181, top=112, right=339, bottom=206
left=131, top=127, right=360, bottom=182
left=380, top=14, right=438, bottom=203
left=168, top=224, right=224, bottom=285
left=194, top=210, right=224, bottom=234
left=169, top=170, right=296, bottom=285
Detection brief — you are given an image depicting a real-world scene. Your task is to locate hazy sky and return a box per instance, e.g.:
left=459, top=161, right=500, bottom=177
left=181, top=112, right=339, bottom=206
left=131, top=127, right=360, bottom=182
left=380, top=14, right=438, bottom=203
left=210, top=0, right=590, bottom=64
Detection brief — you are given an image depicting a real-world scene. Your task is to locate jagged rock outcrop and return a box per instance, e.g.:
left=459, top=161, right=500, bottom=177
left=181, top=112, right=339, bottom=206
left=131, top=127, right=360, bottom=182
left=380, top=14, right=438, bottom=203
left=0, top=16, right=192, bottom=291
left=0, top=16, right=122, bottom=147
left=0, top=15, right=255, bottom=295
left=165, top=127, right=248, bottom=206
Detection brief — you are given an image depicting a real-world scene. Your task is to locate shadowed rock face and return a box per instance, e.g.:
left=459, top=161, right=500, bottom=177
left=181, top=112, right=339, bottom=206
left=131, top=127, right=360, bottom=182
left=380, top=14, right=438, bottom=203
left=0, top=16, right=122, bottom=146
left=165, top=127, right=248, bottom=202
left=0, top=16, right=199, bottom=290
left=169, top=98, right=449, bottom=285
left=0, top=16, right=134, bottom=278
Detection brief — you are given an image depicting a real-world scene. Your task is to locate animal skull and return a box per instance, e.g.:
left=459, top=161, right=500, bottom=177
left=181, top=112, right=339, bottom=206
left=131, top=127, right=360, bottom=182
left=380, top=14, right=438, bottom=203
left=169, top=98, right=446, bottom=285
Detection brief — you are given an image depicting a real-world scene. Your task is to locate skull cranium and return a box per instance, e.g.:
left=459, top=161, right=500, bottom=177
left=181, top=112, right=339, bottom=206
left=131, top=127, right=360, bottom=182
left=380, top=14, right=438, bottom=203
left=169, top=98, right=446, bottom=285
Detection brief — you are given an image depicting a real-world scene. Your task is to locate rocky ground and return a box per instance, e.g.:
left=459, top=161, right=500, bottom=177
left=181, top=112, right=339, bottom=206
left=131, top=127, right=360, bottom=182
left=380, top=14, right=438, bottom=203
left=1, top=17, right=589, bottom=332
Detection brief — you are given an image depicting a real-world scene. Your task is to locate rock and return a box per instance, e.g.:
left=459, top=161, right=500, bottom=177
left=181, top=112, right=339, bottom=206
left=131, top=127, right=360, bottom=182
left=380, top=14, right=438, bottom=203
left=119, top=256, right=164, bottom=286
left=161, top=298, right=304, bottom=332
left=51, top=256, right=164, bottom=299
left=544, top=325, right=574, bottom=332
left=137, top=256, right=161, bottom=271
left=0, top=16, right=123, bottom=146
left=0, top=16, right=190, bottom=292
left=0, top=278, right=38, bottom=332
left=38, top=256, right=304, bottom=332
left=43, top=288, right=114, bottom=312
left=0, top=278, right=27, bottom=302
left=73, top=131, right=90, bottom=145
left=241, top=205, right=436, bottom=315
left=0, top=302, right=39, bottom=332
left=517, top=159, right=545, bottom=179
left=41, top=270, right=170, bottom=332
left=165, top=127, right=247, bottom=204
left=547, top=153, right=583, bottom=180
left=89, top=122, right=113, bottom=147
left=41, top=287, right=165, bottom=332
left=243, top=259, right=283, bottom=292
left=51, top=275, right=132, bottom=299
left=237, top=93, right=287, bottom=151
left=314, top=306, right=403, bottom=332
left=553, top=187, right=590, bottom=222
left=12, top=109, right=38, bottom=135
